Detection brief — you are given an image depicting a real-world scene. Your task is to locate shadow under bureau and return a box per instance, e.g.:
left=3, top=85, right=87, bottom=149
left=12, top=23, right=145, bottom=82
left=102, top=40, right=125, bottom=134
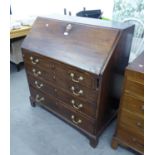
left=21, top=15, right=134, bottom=147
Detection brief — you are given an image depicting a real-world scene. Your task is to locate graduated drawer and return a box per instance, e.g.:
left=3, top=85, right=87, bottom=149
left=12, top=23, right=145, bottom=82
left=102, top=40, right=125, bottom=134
left=23, top=50, right=98, bottom=90
left=29, top=86, right=95, bottom=134
left=27, top=75, right=97, bottom=118
left=55, top=66, right=98, bottom=90
left=23, top=50, right=55, bottom=70
left=27, top=74, right=57, bottom=97
left=117, top=124, right=144, bottom=154
left=56, top=77, right=98, bottom=103
left=25, top=64, right=56, bottom=83
left=125, top=79, right=144, bottom=97
left=122, top=92, right=144, bottom=116
left=120, top=109, right=144, bottom=135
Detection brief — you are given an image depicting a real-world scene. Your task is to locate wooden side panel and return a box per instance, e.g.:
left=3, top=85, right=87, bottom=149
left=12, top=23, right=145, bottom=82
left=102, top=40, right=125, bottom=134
left=95, top=25, right=135, bottom=134
left=111, top=53, right=144, bottom=154
left=109, top=26, right=135, bottom=102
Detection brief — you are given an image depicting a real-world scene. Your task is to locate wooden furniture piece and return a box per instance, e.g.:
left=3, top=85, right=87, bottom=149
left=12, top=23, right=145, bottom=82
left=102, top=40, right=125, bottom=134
left=10, top=26, right=31, bottom=39
left=111, top=53, right=144, bottom=154
left=10, top=26, right=31, bottom=71
left=21, top=15, right=134, bottom=147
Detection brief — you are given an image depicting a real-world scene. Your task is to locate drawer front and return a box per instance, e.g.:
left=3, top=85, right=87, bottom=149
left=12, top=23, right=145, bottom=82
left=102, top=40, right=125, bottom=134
left=125, top=80, right=144, bottom=97
left=27, top=74, right=57, bottom=97
left=27, top=75, right=97, bottom=118
left=120, top=109, right=144, bottom=134
left=54, top=88, right=97, bottom=118
left=122, top=92, right=144, bottom=116
left=57, top=78, right=98, bottom=103
left=23, top=50, right=98, bottom=90
left=117, top=124, right=144, bottom=153
left=55, top=66, right=97, bottom=89
left=29, top=87, right=95, bottom=134
left=23, top=50, right=55, bottom=70
left=25, top=64, right=56, bottom=83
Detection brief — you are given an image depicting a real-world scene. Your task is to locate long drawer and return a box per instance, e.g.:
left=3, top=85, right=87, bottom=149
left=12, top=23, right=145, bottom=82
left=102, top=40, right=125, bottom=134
left=117, top=124, right=144, bottom=154
left=27, top=74, right=97, bottom=118
left=122, top=92, right=144, bottom=116
left=29, top=86, right=95, bottom=134
left=119, top=109, right=144, bottom=135
left=23, top=50, right=98, bottom=89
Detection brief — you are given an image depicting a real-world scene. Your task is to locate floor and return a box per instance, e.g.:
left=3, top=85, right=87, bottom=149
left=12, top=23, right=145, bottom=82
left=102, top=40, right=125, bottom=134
left=10, top=64, right=135, bottom=155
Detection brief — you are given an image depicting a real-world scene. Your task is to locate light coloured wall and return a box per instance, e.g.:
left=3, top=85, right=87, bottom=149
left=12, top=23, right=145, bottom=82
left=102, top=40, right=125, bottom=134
left=10, top=0, right=114, bottom=19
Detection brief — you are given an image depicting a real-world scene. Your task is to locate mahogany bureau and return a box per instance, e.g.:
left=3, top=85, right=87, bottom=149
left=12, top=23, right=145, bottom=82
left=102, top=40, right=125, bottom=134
left=111, top=53, right=144, bottom=154
left=21, top=15, right=134, bottom=147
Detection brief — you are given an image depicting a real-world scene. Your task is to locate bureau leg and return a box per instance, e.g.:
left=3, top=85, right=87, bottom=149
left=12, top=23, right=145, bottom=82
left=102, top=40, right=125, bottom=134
left=29, top=96, right=36, bottom=107
left=89, top=137, right=99, bottom=148
left=111, top=137, right=119, bottom=149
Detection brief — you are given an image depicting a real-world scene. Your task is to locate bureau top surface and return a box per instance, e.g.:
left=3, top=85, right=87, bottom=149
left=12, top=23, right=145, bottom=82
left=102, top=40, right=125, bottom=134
left=21, top=15, right=125, bottom=75
left=127, top=53, right=144, bottom=74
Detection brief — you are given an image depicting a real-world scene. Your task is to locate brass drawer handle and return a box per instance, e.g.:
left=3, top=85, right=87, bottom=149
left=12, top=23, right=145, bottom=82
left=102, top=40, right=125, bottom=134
left=34, top=81, right=44, bottom=89
left=30, top=56, right=39, bottom=65
left=35, top=94, right=44, bottom=102
left=71, top=99, right=83, bottom=110
left=71, top=115, right=82, bottom=125
left=32, top=69, right=41, bottom=77
left=71, top=86, right=83, bottom=96
left=64, top=24, right=72, bottom=36
left=70, top=73, right=84, bottom=83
